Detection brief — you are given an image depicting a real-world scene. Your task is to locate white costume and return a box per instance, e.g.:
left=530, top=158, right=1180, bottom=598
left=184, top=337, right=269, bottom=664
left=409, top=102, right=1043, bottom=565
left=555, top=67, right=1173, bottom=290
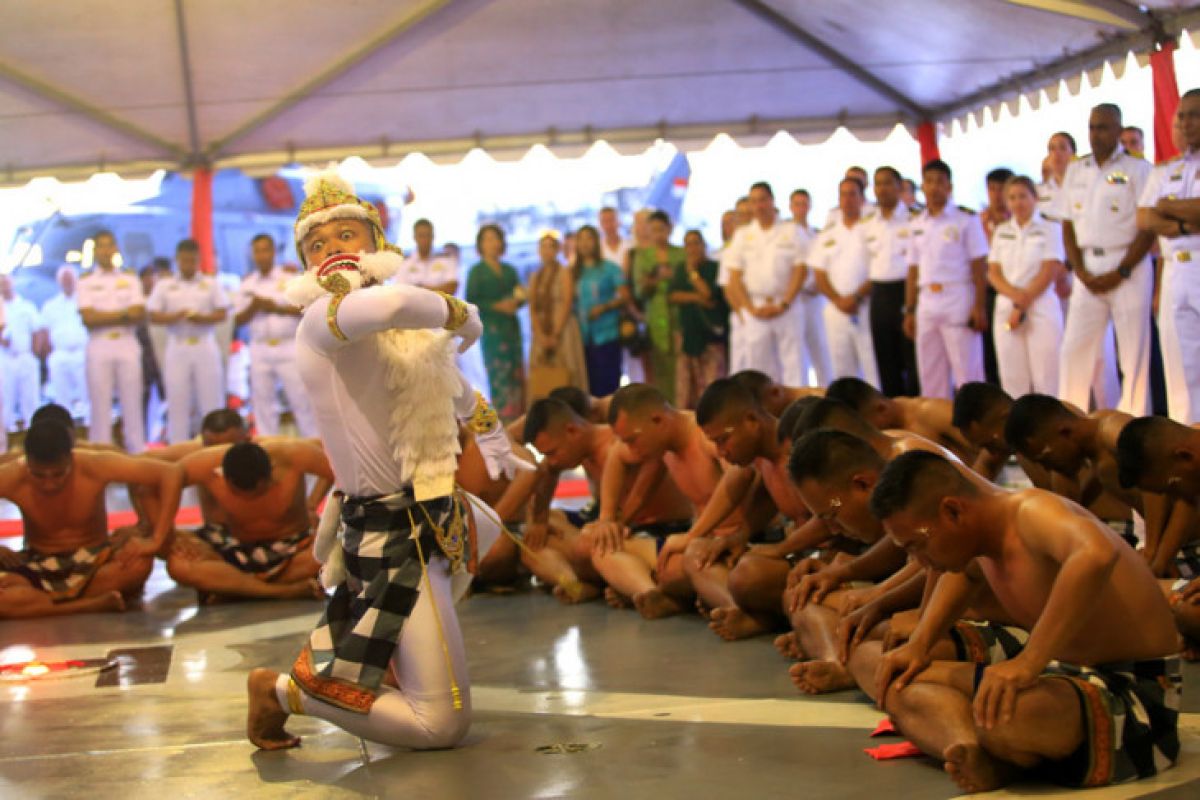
left=0, top=292, right=42, bottom=430
left=1140, top=151, right=1200, bottom=423
left=272, top=170, right=521, bottom=751
left=235, top=266, right=316, bottom=437
left=78, top=268, right=145, bottom=451
left=988, top=213, right=1065, bottom=396
left=146, top=273, right=230, bottom=443
left=1060, top=147, right=1153, bottom=415
left=807, top=218, right=878, bottom=386
left=42, top=290, right=89, bottom=417
left=908, top=204, right=989, bottom=399
left=724, top=218, right=808, bottom=386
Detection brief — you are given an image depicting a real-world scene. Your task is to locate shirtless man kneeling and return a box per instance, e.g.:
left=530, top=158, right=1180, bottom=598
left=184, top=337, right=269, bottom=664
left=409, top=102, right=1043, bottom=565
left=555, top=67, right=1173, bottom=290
left=168, top=440, right=333, bottom=602
left=590, top=383, right=733, bottom=619
left=872, top=451, right=1180, bottom=793
left=0, top=421, right=183, bottom=617
left=523, top=398, right=692, bottom=604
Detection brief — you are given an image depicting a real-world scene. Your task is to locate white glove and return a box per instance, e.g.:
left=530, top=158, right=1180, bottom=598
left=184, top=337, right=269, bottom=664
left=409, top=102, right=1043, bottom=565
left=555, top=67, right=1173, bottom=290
left=475, top=426, right=535, bottom=481
left=456, top=304, right=483, bottom=353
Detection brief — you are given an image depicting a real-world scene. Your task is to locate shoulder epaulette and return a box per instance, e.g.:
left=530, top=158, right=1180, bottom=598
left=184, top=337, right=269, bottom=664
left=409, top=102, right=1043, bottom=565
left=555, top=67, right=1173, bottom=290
left=957, top=205, right=976, bottom=214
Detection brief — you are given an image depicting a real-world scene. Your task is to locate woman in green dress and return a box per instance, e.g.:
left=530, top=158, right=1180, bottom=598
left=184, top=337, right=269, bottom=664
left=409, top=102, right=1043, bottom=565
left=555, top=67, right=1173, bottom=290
left=631, top=210, right=684, bottom=404
left=466, top=224, right=527, bottom=421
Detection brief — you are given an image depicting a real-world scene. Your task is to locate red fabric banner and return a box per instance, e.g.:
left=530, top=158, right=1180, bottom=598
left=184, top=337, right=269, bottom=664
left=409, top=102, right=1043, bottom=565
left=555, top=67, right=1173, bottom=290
left=191, top=167, right=216, bottom=274
left=1151, top=41, right=1181, bottom=164
left=917, top=120, right=940, bottom=166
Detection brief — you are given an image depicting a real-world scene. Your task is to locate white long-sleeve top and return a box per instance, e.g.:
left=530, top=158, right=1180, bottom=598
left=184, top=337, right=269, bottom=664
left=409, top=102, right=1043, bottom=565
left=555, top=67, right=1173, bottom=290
left=294, top=284, right=474, bottom=497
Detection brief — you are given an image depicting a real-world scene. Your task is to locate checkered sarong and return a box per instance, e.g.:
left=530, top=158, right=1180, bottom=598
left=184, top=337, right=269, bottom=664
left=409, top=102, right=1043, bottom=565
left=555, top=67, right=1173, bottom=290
left=1037, top=657, right=1182, bottom=788
left=291, top=489, right=464, bottom=713
left=9, top=542, right=113, bottom=601
left=195, top=524, right=312, bottom=581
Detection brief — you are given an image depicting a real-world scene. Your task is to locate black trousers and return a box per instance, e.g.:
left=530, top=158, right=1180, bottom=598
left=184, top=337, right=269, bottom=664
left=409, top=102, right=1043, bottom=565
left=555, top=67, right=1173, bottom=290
left=869, top=280, right=919, bottom=396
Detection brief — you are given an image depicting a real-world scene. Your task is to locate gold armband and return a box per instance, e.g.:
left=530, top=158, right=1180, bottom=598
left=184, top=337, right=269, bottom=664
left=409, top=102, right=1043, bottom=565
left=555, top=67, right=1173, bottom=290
left=465, top=391, right=499, bottom=434
left=326, top=292, right=349, bottom=342
left=438, top=291, right=471, bottom=332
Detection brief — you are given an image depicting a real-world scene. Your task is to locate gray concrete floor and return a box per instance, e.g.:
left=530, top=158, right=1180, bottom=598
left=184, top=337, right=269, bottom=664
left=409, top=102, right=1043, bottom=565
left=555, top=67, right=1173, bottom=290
left=1, top=563, right=1199, bottom=799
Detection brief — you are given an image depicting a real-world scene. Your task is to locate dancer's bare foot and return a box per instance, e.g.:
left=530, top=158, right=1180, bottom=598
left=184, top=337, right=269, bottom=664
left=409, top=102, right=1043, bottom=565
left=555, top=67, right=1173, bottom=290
left=553, top=581, right=600, bottom=605
left=774, top=632, right=804, bottom=661
left=604, top=587, right=632, bottom=609
left=247, top=668, right=300, bottom=750
left=633, top=588, right=684, bottom=620
left=708, top=606, right=767, bottom=641
left=788, top=660, right=856, bottom=695
left=292, top=578, right=327, bottom=601
left=943, top=742, right=1016, bottom=794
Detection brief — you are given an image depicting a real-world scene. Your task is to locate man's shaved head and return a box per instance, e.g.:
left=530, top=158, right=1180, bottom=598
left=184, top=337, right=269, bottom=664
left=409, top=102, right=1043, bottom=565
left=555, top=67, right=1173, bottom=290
left=793, top=398, right=876, bottom=441
left=608, top=383, right=669, bottom=425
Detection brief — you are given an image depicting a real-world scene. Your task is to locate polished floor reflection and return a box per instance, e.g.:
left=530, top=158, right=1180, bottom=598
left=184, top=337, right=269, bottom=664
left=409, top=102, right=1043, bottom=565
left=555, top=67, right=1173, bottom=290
left=1, top=564, right=1198, bottom=799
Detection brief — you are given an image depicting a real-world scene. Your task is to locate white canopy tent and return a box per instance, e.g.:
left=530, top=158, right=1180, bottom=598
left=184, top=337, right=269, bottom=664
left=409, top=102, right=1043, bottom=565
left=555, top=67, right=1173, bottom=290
left=4, top=0, right=1200, bottom=183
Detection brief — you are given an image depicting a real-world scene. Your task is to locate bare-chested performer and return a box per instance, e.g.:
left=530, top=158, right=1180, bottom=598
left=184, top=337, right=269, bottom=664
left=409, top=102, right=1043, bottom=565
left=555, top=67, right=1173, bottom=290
left=1003, top=394, right=1173, bottom=556
left=950, top=382, right=1053, bottom=485
left=1116, top=415, right=1200, bottom=653
left=0, top=420, right=183, bottom=618
left=871, top=451, right=1180, bottom=793
left=589, top=383, right=736, bottom=619
left=825, top=376, right=977, bottom=464
left=729, top=369, right=824, bottom=417
left=166, top=440, right=333, bottom=602
left=689, top=379, right=827, bottom=641
left=522, top=397, right=692, bottom=604
left=778, top=402, right=957, bottom=693
left=246, top=169, right=525, bottom=752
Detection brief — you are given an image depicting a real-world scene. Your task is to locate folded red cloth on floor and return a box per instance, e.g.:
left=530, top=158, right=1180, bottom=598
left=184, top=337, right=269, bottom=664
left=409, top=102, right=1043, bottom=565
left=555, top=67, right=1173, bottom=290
left=870, top=718, right=898, bottom=737
left=863, top=741, right=923, bottom=760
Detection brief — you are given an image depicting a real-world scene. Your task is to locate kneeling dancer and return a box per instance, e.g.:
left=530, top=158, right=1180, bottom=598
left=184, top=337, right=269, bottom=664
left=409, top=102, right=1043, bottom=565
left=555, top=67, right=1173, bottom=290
left=248, top=170, right=524, bottom=751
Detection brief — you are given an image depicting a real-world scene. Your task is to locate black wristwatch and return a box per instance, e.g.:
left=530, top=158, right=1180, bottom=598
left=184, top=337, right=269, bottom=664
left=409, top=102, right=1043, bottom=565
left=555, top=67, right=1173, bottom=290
left=1117, top=264, right=1133, bottom=280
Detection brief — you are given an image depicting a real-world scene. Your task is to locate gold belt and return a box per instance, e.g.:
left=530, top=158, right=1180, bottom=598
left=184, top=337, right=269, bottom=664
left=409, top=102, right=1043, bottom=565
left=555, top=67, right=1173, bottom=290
left=105, top=332, right=124, bottom=340
left=1175, top=251, right=1194, bottom=263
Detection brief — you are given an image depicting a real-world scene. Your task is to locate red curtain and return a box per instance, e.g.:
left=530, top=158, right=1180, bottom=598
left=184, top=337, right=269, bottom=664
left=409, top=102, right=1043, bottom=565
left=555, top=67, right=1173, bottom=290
left=191, top=167, right=216, bottom=274
left=1151, top=40, right=1181, bottom=163
left=916, top=120, right=940, bottom=166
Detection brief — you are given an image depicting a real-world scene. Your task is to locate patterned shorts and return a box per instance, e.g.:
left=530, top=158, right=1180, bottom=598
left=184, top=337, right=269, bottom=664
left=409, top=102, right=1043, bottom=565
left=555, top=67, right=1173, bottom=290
left=6, top=542, right=113, bottom=601
left=194, top=524, right=312, bottom=581
left=1036, top=657, right=1182, bottom=788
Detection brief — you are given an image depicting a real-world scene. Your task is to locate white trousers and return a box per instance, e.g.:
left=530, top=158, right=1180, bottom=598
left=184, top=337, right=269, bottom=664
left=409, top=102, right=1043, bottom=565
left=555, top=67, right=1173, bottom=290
left=1059, top=252, right=1152, bottom=415
left=277, top=555, right=471, bottom=749
left=163, top=336, right=224, bottom=444
left=48, top=347, right=88, bottom=415
left=1159, top=259, right=1200, bottom=423
left=249, top=341, right=316, bottom=437
left=741, top=301, right=807, bottom=387
left=915, top=283, right=984, bottom=400
left=994, top=294, right=1063, bottom=397
left=86, top=337, right=144, bottom=452
left=2, top=352, right=40, bottom=430
left=800, top=293, right=833, bottom=386
left=727, top=312, right=747, bottom=374
left=823, top=300, right=879, bottom=387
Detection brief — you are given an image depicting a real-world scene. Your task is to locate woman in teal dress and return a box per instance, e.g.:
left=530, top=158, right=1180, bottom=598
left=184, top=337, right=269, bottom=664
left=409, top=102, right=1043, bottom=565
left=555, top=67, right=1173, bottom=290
left=466, top=224, right=527, bottom=421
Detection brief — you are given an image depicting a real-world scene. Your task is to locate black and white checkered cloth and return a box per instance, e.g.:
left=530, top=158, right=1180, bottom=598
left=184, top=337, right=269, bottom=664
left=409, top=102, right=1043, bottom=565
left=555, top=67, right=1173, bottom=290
left=292, top=489, right=463, bottom=713
left=195, top=523, right=311, bottom=580
left=9, top=542, right=113, bottom=601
